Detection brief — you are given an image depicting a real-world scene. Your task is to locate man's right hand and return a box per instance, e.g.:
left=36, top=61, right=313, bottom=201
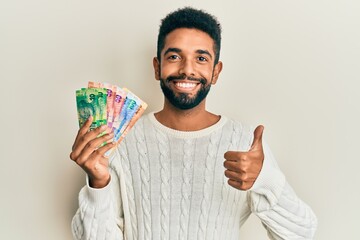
left=70, top=116, right=115, bottom=188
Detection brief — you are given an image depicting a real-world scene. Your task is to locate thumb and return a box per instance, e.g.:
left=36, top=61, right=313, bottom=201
left=250, top=125, right=264, bottom=150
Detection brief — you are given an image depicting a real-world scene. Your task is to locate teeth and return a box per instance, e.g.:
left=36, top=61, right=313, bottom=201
left=175, top=82, right=197, bottom=89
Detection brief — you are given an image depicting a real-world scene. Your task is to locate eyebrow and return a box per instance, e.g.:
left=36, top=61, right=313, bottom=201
left=163, top=48, right=181, bottom=56
left=163, top=48, right=213, bottom=59
left=196, top=49, right=213, bottom=59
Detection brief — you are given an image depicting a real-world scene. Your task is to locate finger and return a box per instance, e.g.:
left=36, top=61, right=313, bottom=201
left=223, top=160, right=241, bottom=172
left=96, top=141, right=116, bottom=157
left=71, top=124, right=110, bottom=160
left=227, top=179, right=247, bottom=191
left=228, top=179, right=254, bottom=191
left=225, top=169, right=243, bottom=182
left=225, top=169, right=257, bottom=182
left=73, top=116, right=93, bottom=148
left=224, top=151, right=246, bottom=161
left=78, top=116, right=94, bottom=137
left=84, top=142, right=115, bottom=168
left=80, top=131, right=114, bottom=159
left=75, top=131, right=114, bottom=165
left=250, top=125, right=264, bottom=151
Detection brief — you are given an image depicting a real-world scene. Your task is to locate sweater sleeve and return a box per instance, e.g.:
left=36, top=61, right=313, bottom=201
left=248, top=141, right=318, bottom=240
left=71, top=153, right=124, bottom=240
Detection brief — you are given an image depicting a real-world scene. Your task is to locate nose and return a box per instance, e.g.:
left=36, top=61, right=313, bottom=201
left=178, top=59, right=195, bottom=77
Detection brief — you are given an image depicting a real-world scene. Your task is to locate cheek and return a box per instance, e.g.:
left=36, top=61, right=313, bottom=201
left=160, top=63, right=177, bottom=78
left=199, top=66, right=215, bottom=80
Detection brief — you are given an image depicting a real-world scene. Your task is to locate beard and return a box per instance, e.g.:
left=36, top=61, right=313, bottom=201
left=159, top=74, right=212, bottom=110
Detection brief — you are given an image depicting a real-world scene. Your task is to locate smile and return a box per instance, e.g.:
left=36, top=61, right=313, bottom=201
left=173, top=81, right=199, bottom=91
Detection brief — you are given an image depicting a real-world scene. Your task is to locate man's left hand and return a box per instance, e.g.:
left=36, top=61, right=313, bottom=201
left=223, top=125, right=265, bottom=191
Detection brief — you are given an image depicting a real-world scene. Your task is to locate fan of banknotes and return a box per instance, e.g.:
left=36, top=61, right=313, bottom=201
left=76, top=81, right=148, bottom=144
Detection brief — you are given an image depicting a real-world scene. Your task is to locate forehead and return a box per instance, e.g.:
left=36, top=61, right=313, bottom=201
left=162, top=28, right=215, bottom=54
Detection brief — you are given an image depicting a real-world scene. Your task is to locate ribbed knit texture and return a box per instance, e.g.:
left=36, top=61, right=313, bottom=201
left=72, top=113, right=317, bottom=240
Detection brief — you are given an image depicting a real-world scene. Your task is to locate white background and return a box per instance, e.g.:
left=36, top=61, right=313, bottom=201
left=1, top=0, right=359, bottom=239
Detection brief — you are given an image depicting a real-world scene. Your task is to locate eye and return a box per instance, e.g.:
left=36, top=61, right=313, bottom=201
left=197, top=56, right=208, bottom=62
left=168, top=55, right=180, bottom=61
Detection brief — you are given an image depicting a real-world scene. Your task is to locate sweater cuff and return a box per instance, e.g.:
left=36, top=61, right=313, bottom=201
left=84, top=175, right=112, bottom=208
left=249, top=155, right=286, bottom=209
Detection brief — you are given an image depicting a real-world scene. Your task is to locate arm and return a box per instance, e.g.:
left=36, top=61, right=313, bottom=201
left=224, top=126, right=317, bottom=239
left=248, top=142, right=317, bottom=239
left=69, top=116, right=124, bottom=239
left=71, top=163, right=124, bottom=240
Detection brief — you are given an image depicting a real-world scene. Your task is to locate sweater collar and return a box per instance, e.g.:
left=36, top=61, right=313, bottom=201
left=146, top=112, right=228, bottom=139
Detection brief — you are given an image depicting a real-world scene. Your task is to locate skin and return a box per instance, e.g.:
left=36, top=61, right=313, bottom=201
left=153, top=28, right=223, bottom=131
left=70, top=27, right=264, bottom=190
left=70, top=116, right=114, bottom=188
left=224, top=125, right=264, bottom=190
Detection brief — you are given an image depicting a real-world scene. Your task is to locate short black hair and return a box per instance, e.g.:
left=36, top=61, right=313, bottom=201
left=157, top=7, right=222, bottom=64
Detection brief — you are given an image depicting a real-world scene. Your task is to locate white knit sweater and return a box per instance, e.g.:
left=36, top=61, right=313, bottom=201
left=72, top=113, right=317, bottom=240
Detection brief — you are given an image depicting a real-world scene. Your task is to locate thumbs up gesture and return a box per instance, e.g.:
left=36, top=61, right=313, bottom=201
left=224, top=125, right=265, bottom=191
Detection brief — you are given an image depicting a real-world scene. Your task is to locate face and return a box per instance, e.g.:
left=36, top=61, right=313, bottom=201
left=153, top=28, right=222, bottom=110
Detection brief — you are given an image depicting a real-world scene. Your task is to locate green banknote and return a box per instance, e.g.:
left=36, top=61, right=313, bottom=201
left=93, top=88, right=107, bottom=126
left=76, top=88, right=107, bottom=129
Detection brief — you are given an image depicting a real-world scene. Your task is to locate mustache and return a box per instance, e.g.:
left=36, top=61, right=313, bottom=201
left=166, top=74, right=207, bottom=85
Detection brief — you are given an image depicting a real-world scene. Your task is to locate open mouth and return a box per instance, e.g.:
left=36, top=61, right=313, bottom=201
left=173, top=81, right=200, bottom=91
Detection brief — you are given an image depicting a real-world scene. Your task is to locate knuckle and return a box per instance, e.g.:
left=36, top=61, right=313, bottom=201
left=79, top=135, right=87, bottom=144
left=76, top=156, right=86, bottom=164
left=78, top=129, right=87, bottom=138
left=83, top=159, right=95, bottom=170
left=239, top=164, right=248, bottom=172
left=239, top=173, right=247, bottom=182
left=83, top=160, right=91, bottom=170
left=87, top=140, right=98, bottom=149
left=93, top=150, right=102, bottom=157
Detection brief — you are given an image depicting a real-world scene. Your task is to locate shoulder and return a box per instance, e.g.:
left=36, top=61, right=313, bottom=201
left=223, top=116, right=254, bottom=137
left=221, top=116, right=255, bottom=151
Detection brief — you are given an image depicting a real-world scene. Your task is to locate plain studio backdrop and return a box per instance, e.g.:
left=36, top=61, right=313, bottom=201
left=1, top=0, right=359, bottom=239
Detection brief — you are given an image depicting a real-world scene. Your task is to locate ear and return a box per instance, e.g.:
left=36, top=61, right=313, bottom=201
left=153, top=57, right=160, bottom=80
left=211, top=61, right=223, bottom=85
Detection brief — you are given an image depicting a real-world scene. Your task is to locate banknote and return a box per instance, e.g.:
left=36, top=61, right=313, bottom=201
left=103, top=83, right=116, bottom=126
left=88, top=81, right=100, bottom=88
left=111, top=87, right=127, bottom=129
left=89, top=82, right=116, bottom=127
left=94, top=88, right=108, bottom=126
left=76, top=88, right=107, bottom=129
left=76, top=82, right=147, bottom=147
left=117, top=100, right=148, bottom=143
left=113, top=89, right=141, bottom=141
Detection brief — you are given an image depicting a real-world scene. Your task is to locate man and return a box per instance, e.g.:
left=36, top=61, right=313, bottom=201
left=70, top=7, right=317, bottom=240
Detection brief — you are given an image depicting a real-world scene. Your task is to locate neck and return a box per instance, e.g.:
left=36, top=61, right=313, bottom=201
left=154, top=99, right=220, bottom=131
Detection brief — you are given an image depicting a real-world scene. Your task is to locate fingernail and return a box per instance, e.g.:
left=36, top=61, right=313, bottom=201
left=100, top=125, right=107, bottom=131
